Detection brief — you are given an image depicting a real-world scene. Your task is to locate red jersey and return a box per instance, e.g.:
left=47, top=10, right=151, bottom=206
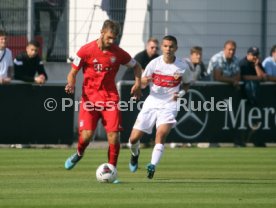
left=72, top=40, right=132, bottom=104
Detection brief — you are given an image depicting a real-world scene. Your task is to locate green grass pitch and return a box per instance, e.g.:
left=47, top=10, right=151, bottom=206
left=0, top=147, right=275, bottom=208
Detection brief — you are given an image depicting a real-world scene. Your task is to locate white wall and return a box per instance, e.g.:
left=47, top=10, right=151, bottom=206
left=68, top=0, right=148, bottom=58
left=68, top=0, right=109, bottom=58
left=69, top=0, right=274, bottom=63
left=119, top=0, right=148, bottom=57
left=267, top=0, right=276, bottom=55
left=150, top=0, right=264, bottom=63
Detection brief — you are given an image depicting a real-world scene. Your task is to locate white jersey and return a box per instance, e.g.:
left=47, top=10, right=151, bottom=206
left=142, top=55, right=190, bottom=108
left=133, top=55, right=190, bottom=133
left=0, top=48, right=13, bottom=78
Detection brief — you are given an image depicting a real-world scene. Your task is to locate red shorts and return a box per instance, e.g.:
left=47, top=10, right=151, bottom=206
left=78, top=98, right=123, bottom=133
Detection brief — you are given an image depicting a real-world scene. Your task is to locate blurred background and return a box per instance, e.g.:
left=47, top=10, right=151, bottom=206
left=0, top=0, right=275, bottom=145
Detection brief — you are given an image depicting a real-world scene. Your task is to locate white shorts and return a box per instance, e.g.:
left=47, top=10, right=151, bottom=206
left=133, top=107, right=178, bottom=134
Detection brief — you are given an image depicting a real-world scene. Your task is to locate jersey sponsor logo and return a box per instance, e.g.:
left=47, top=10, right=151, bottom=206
left=73, top=55, right=81, bottom=66
left=175, top=89, right=208, bottom=139
left=152, top=73, right=181, bottom=87
left=173, top=72, right=180, bottom=80
left=92, top=59, right=112, bottom=72
left=94, top=63, right=103, bottom=72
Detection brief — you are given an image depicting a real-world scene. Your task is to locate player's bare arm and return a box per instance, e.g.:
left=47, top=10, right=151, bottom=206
left=65, top=68, right=78, bottom=94
left=131, top=62, right=142, bottom=99
left=141, top=76, right=152, bottom=89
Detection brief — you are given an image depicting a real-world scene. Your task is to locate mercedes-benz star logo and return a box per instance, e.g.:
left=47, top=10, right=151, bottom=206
left=175, top=89, right=208, bottom=140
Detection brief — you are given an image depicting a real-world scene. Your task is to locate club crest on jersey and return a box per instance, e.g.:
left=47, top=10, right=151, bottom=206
left=154, top=76, right=161, bottom=84
left=110, top=56, right=116, bottom=63
left=173, top=72, right=181, bottom=80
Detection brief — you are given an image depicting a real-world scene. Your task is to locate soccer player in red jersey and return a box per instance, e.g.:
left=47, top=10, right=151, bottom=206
left=64, top=20, right=142, bottom=171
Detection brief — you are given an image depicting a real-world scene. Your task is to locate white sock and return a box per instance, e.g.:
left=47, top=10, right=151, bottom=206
left=151, top=144, right=164, bottom=166
left=129, top=139, right=140, bottom=156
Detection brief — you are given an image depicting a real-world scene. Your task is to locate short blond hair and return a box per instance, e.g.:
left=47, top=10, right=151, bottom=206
left=147, top=37, right=159, bottom=45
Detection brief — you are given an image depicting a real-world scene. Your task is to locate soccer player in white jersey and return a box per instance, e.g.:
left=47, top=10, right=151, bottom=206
left=128, top=35, right=191, bottom=179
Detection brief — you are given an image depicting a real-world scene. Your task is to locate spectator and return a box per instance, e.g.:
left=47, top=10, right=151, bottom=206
left=240, top=46, right=267, bottom=105
left=207, top=40, right=241, bottom=147
left=122, top=37, right=159, bottom=80
left=34, top=0, right=66, bottom=60
left=184, top=46, right=208, bottom=81
left=0, top=30, right=13, bottom=84
left=207, top=40, right=240, bottom=88
left=262, top=45, right=276, bottom=81
left=239, top=46, right=267, bottom=147
left=14, top=40, right=48, bottom=84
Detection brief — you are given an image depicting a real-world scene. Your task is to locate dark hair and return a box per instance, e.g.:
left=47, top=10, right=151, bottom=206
left=28, top=40, right=40, bottom=48
left=190, top=46, right=202, bottom=54
left=102, top=19, right=121, bottom=36
left=224, top=40, right=236, bottom=48
left=162, top=35, right=177, bottom=46
left=270, top=45, right=276, bottom=56
left=0, top=30, right=7, bottom=37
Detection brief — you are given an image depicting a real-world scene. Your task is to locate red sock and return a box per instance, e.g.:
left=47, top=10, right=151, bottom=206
left=77, top=136, right=90, bottom=156
left=108, top=143, right=120, bottom=167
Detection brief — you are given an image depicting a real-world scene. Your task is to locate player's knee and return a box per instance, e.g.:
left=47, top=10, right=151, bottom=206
left=81, top=130, right=93, bottom=142
left=129, top=129, right=144, bottom=144
left=155, top=131, right=169, bottom=143
left=107, top=132, right=119, bottom=143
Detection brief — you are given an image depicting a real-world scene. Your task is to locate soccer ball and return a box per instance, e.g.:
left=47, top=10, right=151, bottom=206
left=96, top=163, right=117, bottom=183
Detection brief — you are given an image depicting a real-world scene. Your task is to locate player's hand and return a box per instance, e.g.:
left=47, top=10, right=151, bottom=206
left=130, top=84, right=142, bottom=100
left=173, top=90, right=186, bottom=101
left=65, top=83, right=75, bottom=94
left=173, top=92, right=179, bottom=101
